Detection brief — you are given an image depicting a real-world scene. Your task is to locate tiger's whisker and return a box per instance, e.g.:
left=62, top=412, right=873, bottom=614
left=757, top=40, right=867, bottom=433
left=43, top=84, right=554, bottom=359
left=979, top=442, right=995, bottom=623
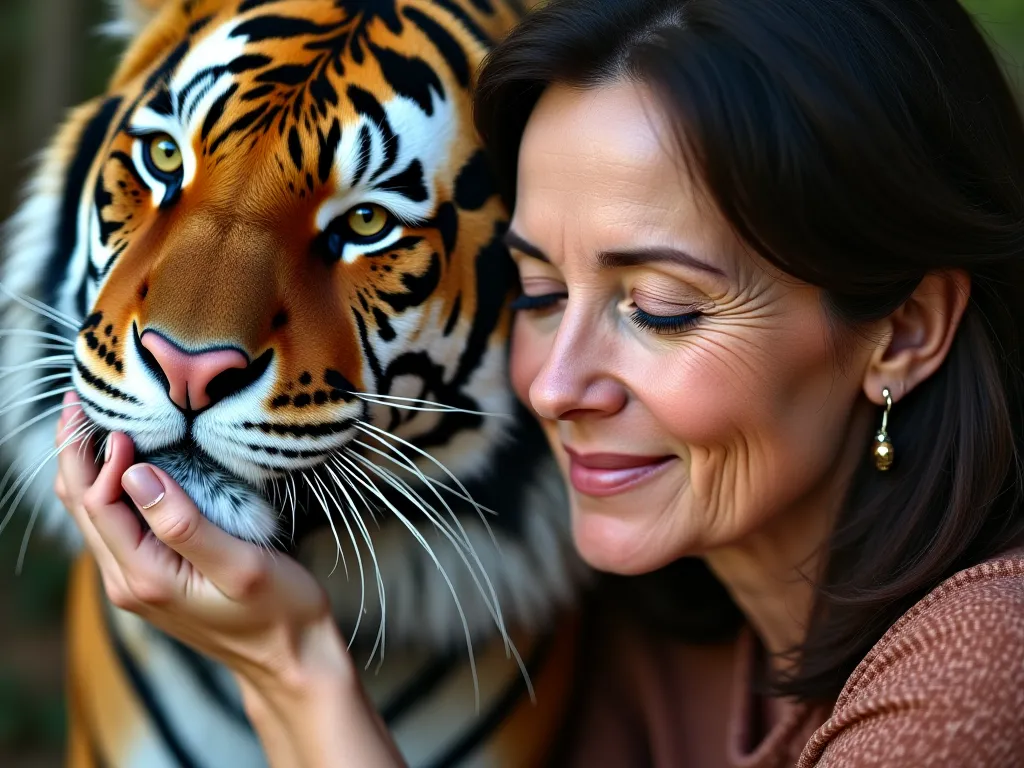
left=355, top=422, right=494, bottom=519
left=15, top=487, right=46, bottom=576
left=331, top=453, right=483, bottom=710
left=0, top=400, right=84, bottom=452
left=0, top=371, right=73, bottom=409
left=353, top=432, right=505, bottom=579
left=287, top=474, right=299, bottom=537
left=343, top=450, right=516, bottom=666
left=346, top=452, right=480, bottom=566
left=0, top=329, right=75, bottom=346
left=353, top=439, right=498, bottom=515
left=314, top=466, right=369, bottom=653
left=0, top=417, right=93, bottom=538
left=0, top=285, right=80, bottom=331
left=4, top=342, right=76, bottom=354
left=0, top=385, right=76, bottom=419
left=351, top=428, right=508, bottom=626
left=328, top=462, right=387, bottom=669
left=301, top=471, right=348, bottom=580
left=352, top=393, right=509, bottom=419
left=0, top=355, right=75, bottom=375
left=76, top=425, right=100, bottom=460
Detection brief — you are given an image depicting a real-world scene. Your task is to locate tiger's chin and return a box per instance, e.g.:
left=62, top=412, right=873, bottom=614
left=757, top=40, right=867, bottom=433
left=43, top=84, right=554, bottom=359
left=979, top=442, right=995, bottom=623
left=143, top=447, right=281, bottom=547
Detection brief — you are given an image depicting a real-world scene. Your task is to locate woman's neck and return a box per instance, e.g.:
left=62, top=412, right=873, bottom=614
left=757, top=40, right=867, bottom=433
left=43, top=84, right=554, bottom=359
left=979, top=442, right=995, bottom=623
left=705, top=537, right=819, bottom=673
left=703, top=471, right=853, bottom=674
left=704, top=408, right=871, bottom=673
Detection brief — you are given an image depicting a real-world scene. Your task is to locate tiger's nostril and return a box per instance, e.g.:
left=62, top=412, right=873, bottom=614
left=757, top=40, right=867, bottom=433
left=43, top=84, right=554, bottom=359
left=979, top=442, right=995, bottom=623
left=138, top=330, right=251, bottom=411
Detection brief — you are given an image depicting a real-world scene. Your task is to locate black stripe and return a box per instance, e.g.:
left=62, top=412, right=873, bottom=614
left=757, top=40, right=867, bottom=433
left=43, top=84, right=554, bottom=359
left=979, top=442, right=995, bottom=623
left=317, top=119, right=341, bottom=185
left=231, top=15, right=333, bottom=42
left=105, top=606, right=202, bottom=768
left=435, top=0, right=497, bottom=51
left=362, top=235, right=423, bottom=259
left=380, top=653, right=459, bottom=724
left=209, top=102, right=270, bottom=154
left=241, top=418, right=356, bottom=437
left=403, top=7, right=470, bottom=88
left=146, top=87, right=174, bottom=116
left=353, top=308, right=384, bottom=382
left=379, top=159, right=428, bottom=203
left=75, top=359, right=140, bottom=404
left=348, top=85, right=399, bottom=181
left=188, top=14, right=214, bottom=36
left=177, top=67, right=222, bottom=117
left=77, top=392, right=140, bottom=422
left=99, top=241, right=129, bottom=280
left=370, top=41, right=445, bottom=117
left=351, top=124, right=372, bottom=187
left=143, top=40, right=189, bottom=94
left=201, top=83, right=239, bottom=144
left=43, top=96, right=122, bottom=319
left=109, top=150, right=149, bottom=189
left=452, top=222, right=514, bottom=389
left=424, top=634, right=555, bottom=768
left=163, top=637, right=252, bottom=730
left=443, top=293, right=462, bottom=336
left=288, top=125, right=304, bottom=171
left=238, top=0, right=278, bottom=12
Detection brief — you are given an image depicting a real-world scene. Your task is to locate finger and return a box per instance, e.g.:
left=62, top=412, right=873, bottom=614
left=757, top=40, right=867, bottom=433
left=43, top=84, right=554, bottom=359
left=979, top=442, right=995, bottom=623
left=55, top=392, right=99, bottom=491
left=121, top=463, right=269, bottom=600
left=85, top=434, right=183, bottom=605
left=57, top=431, right=131, bottom=602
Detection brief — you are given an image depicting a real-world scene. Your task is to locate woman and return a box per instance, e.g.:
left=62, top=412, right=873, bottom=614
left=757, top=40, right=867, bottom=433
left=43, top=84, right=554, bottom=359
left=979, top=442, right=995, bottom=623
left=55, top=0, right=1024, bottom=765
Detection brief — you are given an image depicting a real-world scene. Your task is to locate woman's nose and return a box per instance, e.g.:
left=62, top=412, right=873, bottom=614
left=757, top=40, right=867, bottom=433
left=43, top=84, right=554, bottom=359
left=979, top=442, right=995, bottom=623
left=528, top=319, right=627, bottom=421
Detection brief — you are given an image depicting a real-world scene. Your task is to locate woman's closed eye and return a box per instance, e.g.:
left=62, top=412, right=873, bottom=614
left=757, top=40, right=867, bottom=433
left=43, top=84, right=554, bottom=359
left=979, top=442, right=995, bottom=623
left=629, top=307, right=703, bottom=335
left=511, top=277, right=568, bottom=312
left=628, top=290, right=706, bottom=336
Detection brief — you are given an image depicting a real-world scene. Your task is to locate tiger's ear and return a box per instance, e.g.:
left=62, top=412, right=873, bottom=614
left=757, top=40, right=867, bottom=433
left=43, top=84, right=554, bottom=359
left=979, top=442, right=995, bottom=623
left=103, top=0, right=176, bottom=37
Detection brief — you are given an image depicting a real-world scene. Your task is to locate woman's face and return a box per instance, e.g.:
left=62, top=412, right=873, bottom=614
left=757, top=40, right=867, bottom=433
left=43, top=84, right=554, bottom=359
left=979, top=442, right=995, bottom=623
left=508, top=81, right=877, bottom=575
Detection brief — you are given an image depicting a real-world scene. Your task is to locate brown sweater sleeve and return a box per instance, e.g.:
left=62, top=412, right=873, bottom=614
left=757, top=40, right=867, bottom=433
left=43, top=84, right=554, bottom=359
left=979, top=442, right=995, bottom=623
left=798, top=556, right=1024, bottom=768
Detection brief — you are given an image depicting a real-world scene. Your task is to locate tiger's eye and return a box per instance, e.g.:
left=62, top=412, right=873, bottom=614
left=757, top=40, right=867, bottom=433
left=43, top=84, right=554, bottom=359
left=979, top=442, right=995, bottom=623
left=346, top=205, right=389, bottom=238
left=148, top=134, right=183, bottom=175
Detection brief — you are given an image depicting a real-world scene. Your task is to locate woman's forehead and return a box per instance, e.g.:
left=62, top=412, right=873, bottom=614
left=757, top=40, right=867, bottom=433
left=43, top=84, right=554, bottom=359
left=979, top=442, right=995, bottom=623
left=514, top=81, right=739, bottom=270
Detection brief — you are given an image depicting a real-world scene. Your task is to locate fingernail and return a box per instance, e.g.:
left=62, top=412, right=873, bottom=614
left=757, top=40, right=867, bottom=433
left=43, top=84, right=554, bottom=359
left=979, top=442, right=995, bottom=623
left=104, top=436, right=113, bottom=463
left=122, top=466, right=165, bottom=510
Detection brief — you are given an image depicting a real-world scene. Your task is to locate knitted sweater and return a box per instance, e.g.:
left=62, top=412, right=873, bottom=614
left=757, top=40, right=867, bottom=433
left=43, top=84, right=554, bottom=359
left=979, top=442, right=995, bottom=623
left=557, top=549, right=1024, bottom=767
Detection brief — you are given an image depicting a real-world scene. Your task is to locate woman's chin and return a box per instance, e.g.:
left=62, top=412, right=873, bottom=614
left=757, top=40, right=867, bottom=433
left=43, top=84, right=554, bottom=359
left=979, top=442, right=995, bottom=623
left=570, top=502, right=682, bottom=576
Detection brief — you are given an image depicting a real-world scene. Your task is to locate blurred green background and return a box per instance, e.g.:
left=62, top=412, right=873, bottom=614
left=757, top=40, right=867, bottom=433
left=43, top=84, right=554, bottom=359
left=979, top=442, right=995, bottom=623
left=0, top=1, right=1022, bottom=765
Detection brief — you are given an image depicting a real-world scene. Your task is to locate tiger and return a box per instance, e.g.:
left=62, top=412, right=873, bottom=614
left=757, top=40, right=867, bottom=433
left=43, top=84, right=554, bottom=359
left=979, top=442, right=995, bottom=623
left=0, top=0, right=590, bottom=765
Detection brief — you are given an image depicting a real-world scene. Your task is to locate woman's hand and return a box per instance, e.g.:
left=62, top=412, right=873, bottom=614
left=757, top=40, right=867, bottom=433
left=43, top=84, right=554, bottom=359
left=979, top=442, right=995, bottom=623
left=54, top=392, right=405, bottom=768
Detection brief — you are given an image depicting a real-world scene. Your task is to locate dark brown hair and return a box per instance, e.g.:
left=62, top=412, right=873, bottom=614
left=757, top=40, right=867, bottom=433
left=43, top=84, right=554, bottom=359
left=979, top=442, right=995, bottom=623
left=475, top=0, right=1024, bottom=702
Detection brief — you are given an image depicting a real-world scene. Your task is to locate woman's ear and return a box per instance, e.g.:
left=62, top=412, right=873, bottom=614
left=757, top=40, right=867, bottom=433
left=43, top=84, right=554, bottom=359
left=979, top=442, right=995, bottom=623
left=104, top=0, right=175, bottom=38
left=862, top=270, right=970, bottom=405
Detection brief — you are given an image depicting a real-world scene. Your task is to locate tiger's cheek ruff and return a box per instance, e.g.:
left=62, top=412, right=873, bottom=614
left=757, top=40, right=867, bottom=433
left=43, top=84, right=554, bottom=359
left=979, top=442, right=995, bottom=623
left=145, top=448, right=281, bottom=545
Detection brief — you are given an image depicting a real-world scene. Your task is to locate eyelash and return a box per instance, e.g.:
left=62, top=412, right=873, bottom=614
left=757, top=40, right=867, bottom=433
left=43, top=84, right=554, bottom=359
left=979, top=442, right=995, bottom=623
left=512, top=292, right=702, bottom=336
left=629, top=308, right=702, bottom=335
left=510, top=292, right=567, bottom=311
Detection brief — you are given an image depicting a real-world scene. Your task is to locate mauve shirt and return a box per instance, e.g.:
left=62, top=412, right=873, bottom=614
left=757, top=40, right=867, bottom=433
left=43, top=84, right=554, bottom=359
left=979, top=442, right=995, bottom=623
left=554, top=549, right=1024, bottom=768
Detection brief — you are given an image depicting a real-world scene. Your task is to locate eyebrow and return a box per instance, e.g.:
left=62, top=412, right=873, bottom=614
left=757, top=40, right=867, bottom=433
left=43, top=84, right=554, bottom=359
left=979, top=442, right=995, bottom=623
left=504, top=229, right=725, bottom=277
left=504, top=230, right=550, bottom=262
left=597, top=247, right=726, bottom=277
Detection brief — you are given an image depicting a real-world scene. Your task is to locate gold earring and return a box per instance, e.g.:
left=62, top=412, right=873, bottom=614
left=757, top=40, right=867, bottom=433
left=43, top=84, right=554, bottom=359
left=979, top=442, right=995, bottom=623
left=872, top=387, right=895, bottom=471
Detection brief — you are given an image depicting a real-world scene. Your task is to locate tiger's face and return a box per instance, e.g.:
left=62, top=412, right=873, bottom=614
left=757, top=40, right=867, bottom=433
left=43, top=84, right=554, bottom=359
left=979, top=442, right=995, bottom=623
left=53, top=0, right=521, bottom=545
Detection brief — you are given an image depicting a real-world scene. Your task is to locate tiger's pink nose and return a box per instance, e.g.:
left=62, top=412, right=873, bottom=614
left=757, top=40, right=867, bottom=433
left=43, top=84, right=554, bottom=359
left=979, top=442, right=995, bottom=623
left=140, top=331, right=249, bottom=411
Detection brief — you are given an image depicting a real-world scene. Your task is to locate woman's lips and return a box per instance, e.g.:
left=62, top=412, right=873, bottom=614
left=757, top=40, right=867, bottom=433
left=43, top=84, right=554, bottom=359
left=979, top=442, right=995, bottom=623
left=563, top=447, right=676, bottom=497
